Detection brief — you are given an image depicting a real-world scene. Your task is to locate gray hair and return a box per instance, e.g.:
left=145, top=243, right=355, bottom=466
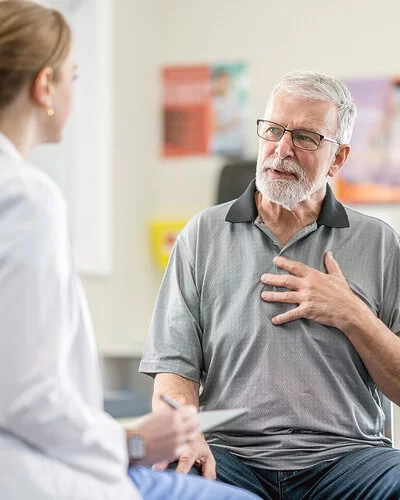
left=268, top=71, right=357, bottom=144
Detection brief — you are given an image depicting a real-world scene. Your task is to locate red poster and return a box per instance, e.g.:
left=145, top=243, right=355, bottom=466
left=162, top=66, right=212, bottom=157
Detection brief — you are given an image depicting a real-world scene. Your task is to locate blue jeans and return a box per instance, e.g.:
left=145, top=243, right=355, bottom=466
left=169, top=445, right=400, bottom=499
left=208, top=445, right=400, bottom=499
left=128, top=466, right=261, bottom=500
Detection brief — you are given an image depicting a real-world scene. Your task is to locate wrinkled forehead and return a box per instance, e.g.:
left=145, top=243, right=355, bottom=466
left=264, top=90, right=339, bottom=135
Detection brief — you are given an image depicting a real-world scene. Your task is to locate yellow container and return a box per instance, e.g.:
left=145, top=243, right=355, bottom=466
left=149, top=220, right=188, bottom=269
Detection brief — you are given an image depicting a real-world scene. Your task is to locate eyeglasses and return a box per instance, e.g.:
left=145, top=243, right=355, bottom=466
left=256, top=119, right=340, bottom=151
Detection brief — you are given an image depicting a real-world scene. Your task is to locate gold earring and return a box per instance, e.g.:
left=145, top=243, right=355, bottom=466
left=46, top=106, right=55, bottom=117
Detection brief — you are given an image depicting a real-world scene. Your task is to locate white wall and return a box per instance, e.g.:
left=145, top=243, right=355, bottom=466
left=82, top=0, right=400, bottom=441
left=85, top=0, right=400, bottom=346
left=82, top=0, right=162, bottom=354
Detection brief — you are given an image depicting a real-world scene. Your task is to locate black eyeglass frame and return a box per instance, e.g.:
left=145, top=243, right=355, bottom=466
left=256, top=119, right=340, bottom=151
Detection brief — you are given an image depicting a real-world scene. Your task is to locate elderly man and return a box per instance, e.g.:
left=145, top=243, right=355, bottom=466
left=140, top=71, right=400, bottom=499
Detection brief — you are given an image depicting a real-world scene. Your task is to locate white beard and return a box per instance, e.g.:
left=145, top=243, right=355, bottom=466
left=255, top=157, right=326, bottom=210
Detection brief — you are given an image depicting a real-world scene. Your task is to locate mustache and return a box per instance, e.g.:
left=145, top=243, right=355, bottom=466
left=262, top=157, right=301, bottom=175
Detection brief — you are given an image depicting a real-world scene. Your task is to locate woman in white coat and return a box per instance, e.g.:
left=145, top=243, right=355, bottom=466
left=0, top=2, right=260, bottom=500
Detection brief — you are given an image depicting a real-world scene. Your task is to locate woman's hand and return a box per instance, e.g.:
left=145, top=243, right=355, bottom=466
left=124, top=405, right=199, bottom=466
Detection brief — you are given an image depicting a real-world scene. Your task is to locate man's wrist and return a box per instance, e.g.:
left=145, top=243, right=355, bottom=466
left=338, top=294, right=375, bottom=337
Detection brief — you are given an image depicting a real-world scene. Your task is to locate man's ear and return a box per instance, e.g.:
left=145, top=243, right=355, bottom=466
left=31, top=67, right=54, bottom=109
left=328, top=144, right=351, bottom=178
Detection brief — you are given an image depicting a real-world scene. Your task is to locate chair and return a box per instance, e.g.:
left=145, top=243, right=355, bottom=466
left=382, top=394, right=394, bottom=440
left=216, top=160, right=257, bottom=204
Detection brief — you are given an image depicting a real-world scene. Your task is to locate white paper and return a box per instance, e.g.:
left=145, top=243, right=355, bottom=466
left=198, top=408, right=249, bottom=432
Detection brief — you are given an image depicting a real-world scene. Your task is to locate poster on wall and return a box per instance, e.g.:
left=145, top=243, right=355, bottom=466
left=337, top=77, right=400, bottom=203
left=162, top=62, right=248, bottom=158
left=149, top=220, right=187, bottom=269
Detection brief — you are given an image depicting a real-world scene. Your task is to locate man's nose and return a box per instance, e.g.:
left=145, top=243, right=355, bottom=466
left=275, top=130, right=295, bottom=159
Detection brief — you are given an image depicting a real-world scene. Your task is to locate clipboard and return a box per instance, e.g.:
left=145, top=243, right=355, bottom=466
left=198, top=408, right=249, bottom=432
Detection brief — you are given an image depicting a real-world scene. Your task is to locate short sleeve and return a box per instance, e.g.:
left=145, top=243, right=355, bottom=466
left=139, top=227, right=204, bottom=383
left=379, top=234, right=400, bottom=336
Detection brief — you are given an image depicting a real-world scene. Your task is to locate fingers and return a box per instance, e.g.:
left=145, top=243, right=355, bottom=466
left=261, top=290, right=298, bottom=303
left=175, top=445, right=197, bottom=474
left=272, top=254, right=342, bottom=279
left=261, top=273, right=299, bottom=290
left=273, top=256, right=308, bottom=276
left=272, top=307, right=301, bottom=325
left=152, top=460, right=169, bottom=471
left=200, top=453, right=216, bottom=480
left=324, top=251, right=342, bottom=275
left=173, top=434, right=217, bottom=479
left=261, top=253, right=346, bottom=327
left=175, top=441, right=216, bottom=479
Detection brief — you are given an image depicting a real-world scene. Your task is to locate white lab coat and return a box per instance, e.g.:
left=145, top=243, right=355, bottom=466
left=0, top=133, right=140, bottom=500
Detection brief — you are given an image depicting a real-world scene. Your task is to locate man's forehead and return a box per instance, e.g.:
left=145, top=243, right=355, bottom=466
left=264, top=91, right=338, bottom=131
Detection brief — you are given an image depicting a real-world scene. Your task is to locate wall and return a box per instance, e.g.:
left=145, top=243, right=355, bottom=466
left=82, top=0, right=162, bottom=354
left=81, top=0, right=400, bottom=442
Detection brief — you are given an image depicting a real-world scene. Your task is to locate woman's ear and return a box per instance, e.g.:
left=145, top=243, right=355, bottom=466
left=31, top=67, right=54, bottom=110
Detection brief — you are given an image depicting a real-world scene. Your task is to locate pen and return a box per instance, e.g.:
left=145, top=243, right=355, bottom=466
left=160, top=393, right=182, bottom=410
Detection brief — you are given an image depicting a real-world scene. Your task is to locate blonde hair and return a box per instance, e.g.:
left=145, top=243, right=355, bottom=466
left=0, top=0, right=71, bottom=110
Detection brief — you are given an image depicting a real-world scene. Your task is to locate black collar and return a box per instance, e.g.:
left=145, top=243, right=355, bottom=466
left=225, top=179, right=349, bottom=228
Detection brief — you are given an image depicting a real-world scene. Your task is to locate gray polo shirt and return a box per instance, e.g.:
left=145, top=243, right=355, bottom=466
left=140, top=180, right=400, bottom=470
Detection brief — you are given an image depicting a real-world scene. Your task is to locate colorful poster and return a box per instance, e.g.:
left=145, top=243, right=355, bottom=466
left=149, top=220, right=187, bottom=269
left=162, top=63, right=248, bottom=158
left=337, top=77, right=400, bottom=203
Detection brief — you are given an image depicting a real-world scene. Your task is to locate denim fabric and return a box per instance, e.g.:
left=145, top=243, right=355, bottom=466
left=209, top=445, right=400, bottom=499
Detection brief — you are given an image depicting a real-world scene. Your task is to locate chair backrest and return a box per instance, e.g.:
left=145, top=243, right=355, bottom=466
left=382, top=394, right=393, bottom=439
left=216, top=160, right=257, bottom=204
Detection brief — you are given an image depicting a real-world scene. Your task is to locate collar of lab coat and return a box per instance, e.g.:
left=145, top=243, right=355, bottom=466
left=0, top=132, right=23, bottom=161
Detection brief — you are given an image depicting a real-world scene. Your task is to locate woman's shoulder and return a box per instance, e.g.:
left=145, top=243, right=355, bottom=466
left=0, top=155, right=66, bottom=216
